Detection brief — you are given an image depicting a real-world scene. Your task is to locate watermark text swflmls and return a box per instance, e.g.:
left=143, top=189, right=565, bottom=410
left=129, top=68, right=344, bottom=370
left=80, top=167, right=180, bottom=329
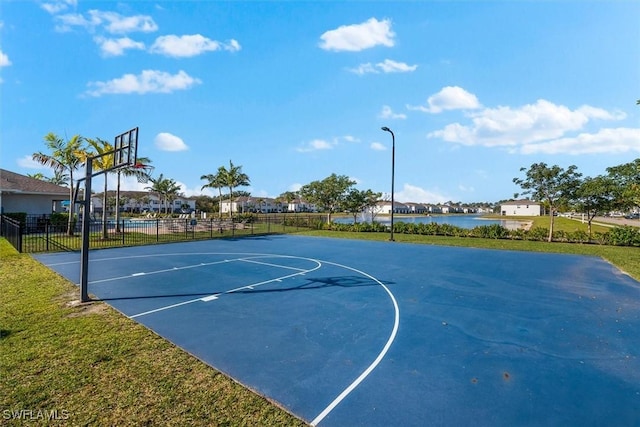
left=2, top=409, right=70, bottom=421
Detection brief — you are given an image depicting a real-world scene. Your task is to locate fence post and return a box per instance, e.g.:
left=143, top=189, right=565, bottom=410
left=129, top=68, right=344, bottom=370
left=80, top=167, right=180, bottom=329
left=46, top=220, right=50, bottom=252
left=122, top=219, right=125, bottom=246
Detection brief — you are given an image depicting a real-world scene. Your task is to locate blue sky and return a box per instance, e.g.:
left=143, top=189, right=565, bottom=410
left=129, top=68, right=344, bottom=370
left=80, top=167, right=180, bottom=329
left=2, top=0, right=639, bottom=203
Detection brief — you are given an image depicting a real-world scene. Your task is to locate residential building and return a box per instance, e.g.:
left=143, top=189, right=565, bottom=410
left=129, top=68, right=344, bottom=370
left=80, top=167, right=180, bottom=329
left=500, top=200, right=542, bottom=216
left=92, top=191, right=196, bottom=214
left=0, top=169, right=69, bottom=215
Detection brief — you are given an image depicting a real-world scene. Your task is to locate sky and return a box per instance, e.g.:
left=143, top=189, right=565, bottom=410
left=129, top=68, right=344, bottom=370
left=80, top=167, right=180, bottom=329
left=1, top=0, right=639, bottom=204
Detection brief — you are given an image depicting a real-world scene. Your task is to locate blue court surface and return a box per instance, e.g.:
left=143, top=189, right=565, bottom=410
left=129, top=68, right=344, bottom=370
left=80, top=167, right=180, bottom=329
left=34, top=235, right=640, bottom=426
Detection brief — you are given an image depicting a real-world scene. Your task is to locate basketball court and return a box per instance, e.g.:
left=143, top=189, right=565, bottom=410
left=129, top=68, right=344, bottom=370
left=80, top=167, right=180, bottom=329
left=34, top=235, right=640, bottom=426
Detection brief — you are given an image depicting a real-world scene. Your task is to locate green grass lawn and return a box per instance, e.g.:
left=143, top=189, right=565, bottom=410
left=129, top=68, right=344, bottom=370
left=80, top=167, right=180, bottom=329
left=0, top=239, right=306, bottom=426
left=2, top=223, right=639, bottom=425
left=298, top=229, right=640, bottom=281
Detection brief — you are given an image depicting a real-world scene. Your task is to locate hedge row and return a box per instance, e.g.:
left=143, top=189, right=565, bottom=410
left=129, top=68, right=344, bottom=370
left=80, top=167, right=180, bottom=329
left=323, top=221, right=640, bottom=247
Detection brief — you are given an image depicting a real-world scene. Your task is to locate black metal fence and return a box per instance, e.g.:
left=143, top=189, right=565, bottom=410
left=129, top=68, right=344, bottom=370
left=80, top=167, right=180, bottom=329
left=1, top=215, right=22, bottom=253
left=1, top=214, right=323, bottom=253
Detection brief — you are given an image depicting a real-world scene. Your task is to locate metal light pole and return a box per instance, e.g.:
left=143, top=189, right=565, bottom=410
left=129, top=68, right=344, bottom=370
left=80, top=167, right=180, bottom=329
left=381, top=126, right=395, bottom=241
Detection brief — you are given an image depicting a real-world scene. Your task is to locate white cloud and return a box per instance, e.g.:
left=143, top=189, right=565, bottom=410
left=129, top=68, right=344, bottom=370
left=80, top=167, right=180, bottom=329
left=53, top=13, right=95, bottom=32
left=54, top=10, right=157, bottom=34
left=376, top=59, right=417, bottom=73
left=429, top=99, right=628, bottom=149
left=91, top=10, right=158, bottom=34
left=41, top=0, right=76, bottom=15
left=349, top=59, right=417, bottom=75
left=378, top=105, right=406, bottom=120
left=395, top=183, right=449, bottom=204
left=150, top=34, right=241, bottom=58
left=519, top=127, right=640, bottom=155
left=17, top=155, right=47, bottom=169
left=408, top=86, right=481, bottom=113
left=342, top=135, right=360, bottom=143
left=94, top=36, right=145, bottom=57
left=154, top=132, right=189, bottom=151
left=0, top=49, right=11, bottom=67
left=319, top=18, right=395, bottom=52
left=296, top=139, right=336, bottom=152
left=370, top=142, right=387, bottom=151
left=85, top=69, right=201, bottom=96
left=348, top=63, right=377, bottom=75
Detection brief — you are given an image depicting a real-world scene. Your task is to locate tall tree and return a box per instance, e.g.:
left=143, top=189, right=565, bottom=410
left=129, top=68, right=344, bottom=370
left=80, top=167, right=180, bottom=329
left=607, top=158, right=640, bottom=212
left=27, top=172, right=47, bottom=180
left=342, top=189, right=381, bottom=224
left=574, top=176, right=617, bottom=238
left=200, top=168, right=226, bottom=219
left=513, top=163, right=582, bottom=242
left=32, top=133, right=85, bottom=235
left=114, top=157, right=152, bottom=232
left=300, top=174, right=356, bottom=225
left=84, top=138, right=116, bottom=239
left=48, top=169, right=69, bottom=185
left=219, top=160, right=250, bottom=220
left=362, top=190, right=383, bottom=223
left=145, top=174, right=181, bottom=214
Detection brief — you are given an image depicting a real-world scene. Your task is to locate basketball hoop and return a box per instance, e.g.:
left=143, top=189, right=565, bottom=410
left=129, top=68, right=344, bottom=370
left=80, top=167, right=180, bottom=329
left=133, top=163, right=154, bottom=183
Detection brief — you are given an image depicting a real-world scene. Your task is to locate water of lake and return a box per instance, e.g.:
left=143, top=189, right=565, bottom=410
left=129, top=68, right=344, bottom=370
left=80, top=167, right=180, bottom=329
left=334, top=214, right=525, bottom=230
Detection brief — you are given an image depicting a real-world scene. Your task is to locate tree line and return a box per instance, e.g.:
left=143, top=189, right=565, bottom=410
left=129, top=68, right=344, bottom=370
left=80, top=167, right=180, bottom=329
left=27, top=132, right=639, bottom=244
left=513, top=159, right=640, bottom=242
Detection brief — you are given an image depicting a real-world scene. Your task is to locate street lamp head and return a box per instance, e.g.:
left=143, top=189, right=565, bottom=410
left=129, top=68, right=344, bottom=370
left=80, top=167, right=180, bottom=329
left=381, top=126, right=391, bottom=132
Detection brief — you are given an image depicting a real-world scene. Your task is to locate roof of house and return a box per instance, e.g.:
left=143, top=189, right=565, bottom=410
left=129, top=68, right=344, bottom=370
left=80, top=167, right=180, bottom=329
left=0, top=169, right=69, bottom=196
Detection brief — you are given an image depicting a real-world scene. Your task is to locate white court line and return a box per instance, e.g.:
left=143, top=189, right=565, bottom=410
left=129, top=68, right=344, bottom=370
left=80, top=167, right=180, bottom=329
left=130, top=297, right=204, bottom=319
left=239, top=258, right=309, bottom=272
left=310, top=260, right=400, bottom=427
left=42, top=250, right=398, bottom=424
left=129, top=256, right=322, bottom=318
left=87, top=258, right=235, bottom=285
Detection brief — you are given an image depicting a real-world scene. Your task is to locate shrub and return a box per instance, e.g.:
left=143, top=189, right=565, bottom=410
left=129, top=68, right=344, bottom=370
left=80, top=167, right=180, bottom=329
left=608, top=226, right=640, bottom=247
left=552, top=230, right=568, bottom=243
left=567, top=230, right=590, bottom=244
left=525, top=227, right=549, bottom=241
left=50, top=212, right=76, bottom=228
left=423, top=222, right=440, bottom=235
left=593, top=231, right=611, bottom=245
left=470, top=224, right=509, bottom=239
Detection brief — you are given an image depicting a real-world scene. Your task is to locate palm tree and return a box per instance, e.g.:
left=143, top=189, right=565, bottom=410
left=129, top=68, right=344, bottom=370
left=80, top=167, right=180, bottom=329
left=48, top=169, right=69, bottom=185
left=32, top=133, right=85, bottom=235
left=146, top=174, right=182, bottom=214
left=200, top=169, right=226, bottom=219
left=220, top=160, right=250, bottom=220
left=83, top=138, right=116, bottom=239
left=27, top=172, right=47, bottom=180
left=114, top=157, right=152, bottom=231
left=145, top=174, right=166, bottom=214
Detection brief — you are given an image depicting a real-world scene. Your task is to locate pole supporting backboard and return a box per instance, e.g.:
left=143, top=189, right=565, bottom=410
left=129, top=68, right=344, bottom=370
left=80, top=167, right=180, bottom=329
left=78, top=126, right=139, bottom=303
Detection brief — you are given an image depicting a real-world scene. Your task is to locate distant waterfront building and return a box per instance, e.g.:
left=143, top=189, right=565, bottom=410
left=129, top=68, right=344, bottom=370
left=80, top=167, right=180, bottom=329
left=500, top=200, right=542, bottom=216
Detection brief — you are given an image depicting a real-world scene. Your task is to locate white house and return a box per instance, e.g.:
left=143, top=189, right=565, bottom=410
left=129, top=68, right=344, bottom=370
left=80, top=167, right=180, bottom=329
left=221, top=197, right=318, bottom=214
left=500, top=200, right=542, bottom=216
left=221, top=196, right=279, bottom=214
left=92, top=190, right=196, bottom=214
left=405, top=202, right=429, bottom=214
left=376, top=201, right=411, bottom=214
left=0, top=169, right=69, bottom=215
